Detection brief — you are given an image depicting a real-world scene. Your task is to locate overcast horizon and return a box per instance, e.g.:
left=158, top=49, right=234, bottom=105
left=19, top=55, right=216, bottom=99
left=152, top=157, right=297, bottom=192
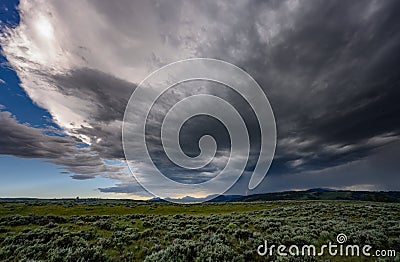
left=0, top=0, right=400, bottom=199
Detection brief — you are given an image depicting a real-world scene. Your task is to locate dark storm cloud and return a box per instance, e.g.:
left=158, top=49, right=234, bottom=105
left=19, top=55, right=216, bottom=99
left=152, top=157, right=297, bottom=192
left=272, top=0, right=400, bottom=174
left=52, top=68, right=136, bottom=124
left=42, top=0, right=400, bottom=191
left=0, top=111, right=76, bottom=159
left=1, top=0, right=400, bottom=195
left=98, top=182, right=151, bottom=197
left=143, top=81, right=260, bottom=184
left=50, top=68, right=136, bottom=161
left=188, top=0, right=400, bottom=179
left=0, top=111, right=126, bottom=179
left=254, top=141, right=400, bottom=193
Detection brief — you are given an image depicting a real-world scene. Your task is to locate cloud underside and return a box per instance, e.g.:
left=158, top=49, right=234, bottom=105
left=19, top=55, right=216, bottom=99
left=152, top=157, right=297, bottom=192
left=1, top=0, right=400, bottom=196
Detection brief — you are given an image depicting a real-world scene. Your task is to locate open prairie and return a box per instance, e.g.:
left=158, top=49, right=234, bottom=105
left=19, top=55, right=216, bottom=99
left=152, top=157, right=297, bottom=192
left=0, top=200, right=398, bottom=261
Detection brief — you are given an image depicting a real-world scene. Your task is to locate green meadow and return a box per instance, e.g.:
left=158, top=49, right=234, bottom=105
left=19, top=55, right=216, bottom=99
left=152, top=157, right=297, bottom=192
left=0, top=200, right=399, bottom=261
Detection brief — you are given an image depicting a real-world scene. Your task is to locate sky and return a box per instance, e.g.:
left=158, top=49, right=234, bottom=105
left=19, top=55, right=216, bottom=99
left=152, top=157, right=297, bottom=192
left=0, top=0, right=399, bottom=199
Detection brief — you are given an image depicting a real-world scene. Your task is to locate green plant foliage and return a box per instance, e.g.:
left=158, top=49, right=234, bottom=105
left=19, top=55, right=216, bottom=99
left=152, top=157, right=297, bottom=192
left=0, top=200, right=398, bottom=261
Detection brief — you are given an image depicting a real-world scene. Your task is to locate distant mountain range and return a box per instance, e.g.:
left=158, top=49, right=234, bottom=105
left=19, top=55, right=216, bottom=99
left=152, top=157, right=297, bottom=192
left=2, top=189, right=400, bottom=203
left=150, top=188, right=400, bottom=203
left=226, top=189, right=400, bottom=202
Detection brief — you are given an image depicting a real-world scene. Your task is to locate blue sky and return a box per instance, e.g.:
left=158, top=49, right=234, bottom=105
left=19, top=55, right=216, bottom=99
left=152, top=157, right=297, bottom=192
left=0, top=0, right=399, bottom=199
left=0, top=155, right=117, bottom=198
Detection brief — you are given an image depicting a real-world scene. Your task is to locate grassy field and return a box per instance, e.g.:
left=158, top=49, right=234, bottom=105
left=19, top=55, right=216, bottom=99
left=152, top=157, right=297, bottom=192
left=0, top=200, right=270, bottom=216
left=0, top=200, right=399, bottom=261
